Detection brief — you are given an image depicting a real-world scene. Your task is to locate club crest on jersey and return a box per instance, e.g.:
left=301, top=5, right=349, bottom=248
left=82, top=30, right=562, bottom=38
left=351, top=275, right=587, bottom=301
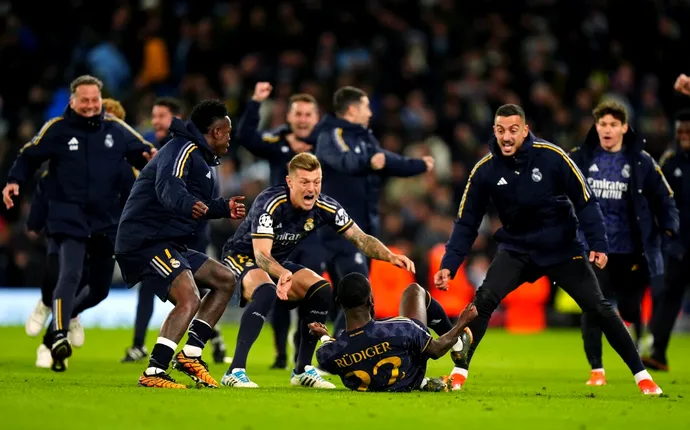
left=674, top=167, right=682, bottom=177
left=622, top=164, right=631, bottom=178
left=104, top=133, right=114, bottom=148
left=304, top=218, right=314, bottom=231
left=531, top=168, right=542, bottom=182
left=170, top=258, right=181, bottom=269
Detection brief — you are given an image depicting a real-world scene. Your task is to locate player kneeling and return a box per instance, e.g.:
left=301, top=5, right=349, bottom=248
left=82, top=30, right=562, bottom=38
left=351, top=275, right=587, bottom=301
left=220, top=153, right=416, bottom=388
left=310, top=273, right=477, bottom=392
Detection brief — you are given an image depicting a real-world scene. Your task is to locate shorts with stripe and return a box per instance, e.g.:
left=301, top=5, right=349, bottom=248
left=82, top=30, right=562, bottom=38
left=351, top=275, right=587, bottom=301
left=222, top=249, right=305, bottom=308
left=116, top=242, right=209, bottom=302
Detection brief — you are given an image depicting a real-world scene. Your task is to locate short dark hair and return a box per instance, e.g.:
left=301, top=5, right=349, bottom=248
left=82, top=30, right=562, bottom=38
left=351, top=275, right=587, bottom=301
left=675, top=109, right=690, bottom=123
left=154, top=97, right=184, bottom=116
left=70, top=75, right=103, bottom=94
left=333, top=86, right=367, bottom=116
left=190, top=100, right=228, bottom=134
left=592, top=100, right=628, bottom=124
left=495, top=104, right=525, bottom=121
left=337, top=273, right=371, bottom=309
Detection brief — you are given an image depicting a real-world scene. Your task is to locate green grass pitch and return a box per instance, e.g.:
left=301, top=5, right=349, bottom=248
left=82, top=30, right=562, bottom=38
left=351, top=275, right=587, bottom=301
left=1, top=325, right=688, bottom=429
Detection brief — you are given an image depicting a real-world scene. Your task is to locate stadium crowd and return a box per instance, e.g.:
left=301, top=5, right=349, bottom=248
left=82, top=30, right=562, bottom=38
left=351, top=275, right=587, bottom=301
left=1, top=0, right=689, bottom=329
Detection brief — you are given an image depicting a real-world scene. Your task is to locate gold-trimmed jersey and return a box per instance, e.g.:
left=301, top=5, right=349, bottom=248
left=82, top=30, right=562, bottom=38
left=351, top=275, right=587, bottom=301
left=222, top=185, right=354, bottom=262
left=316, top=317, right=432, bottom=392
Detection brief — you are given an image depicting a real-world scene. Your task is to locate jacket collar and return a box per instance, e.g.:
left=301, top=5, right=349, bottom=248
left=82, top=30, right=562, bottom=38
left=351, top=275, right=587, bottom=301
left=63, top=105, right=104, bottom=130
left=168, top=118, right=220, bottom=166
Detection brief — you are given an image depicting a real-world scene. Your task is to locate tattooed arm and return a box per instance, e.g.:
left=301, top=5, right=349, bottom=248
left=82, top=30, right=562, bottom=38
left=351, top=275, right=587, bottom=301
left=341, top=223, right=416, bottom=273
left=342, top=223, right=395, bottom=261
left=252, top=238, right=291, bottom=279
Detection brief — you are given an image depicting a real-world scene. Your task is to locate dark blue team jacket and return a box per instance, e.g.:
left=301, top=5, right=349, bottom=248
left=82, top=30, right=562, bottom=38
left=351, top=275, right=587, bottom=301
left=7, top=107, right=153, bottom=240
left=26, top=164, right=137, bottom=234
left=440, top=132, right=609, bottom=276
left=570, top=126, right=679, bottom=277
left=235, top=100, right=320, bottom=186
left=660, top=139, right=690, bottom=259
left=115, top=118, right=231, bottom=254
left=315, top=115, right=427, bottom=249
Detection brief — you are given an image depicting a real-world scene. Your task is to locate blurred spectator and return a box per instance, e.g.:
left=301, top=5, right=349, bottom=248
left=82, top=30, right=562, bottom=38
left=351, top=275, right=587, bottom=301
left=0, top=0, right=689, bottom=304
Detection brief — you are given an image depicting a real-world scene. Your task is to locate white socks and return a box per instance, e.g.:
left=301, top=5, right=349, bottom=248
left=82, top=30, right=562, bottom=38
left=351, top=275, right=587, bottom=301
left=451, top=367, right=468, bottom=378
left=183, top=345, right=203, bottom=358
left=634, top=370, right=653, bottom=384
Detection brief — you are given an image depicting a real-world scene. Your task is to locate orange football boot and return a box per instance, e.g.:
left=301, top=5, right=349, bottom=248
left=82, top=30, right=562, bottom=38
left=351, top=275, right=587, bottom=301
left=172, top=351, right=219, bottom=388
left=638, top=379, right=663, bottom=395
left=586, top=370, right=607, bottom=386
left=138, top=372, right=187, bottom=389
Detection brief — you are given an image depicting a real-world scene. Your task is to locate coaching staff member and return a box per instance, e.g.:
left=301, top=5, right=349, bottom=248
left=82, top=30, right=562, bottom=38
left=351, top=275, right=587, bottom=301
left=433, top=104, right=662, bottom=395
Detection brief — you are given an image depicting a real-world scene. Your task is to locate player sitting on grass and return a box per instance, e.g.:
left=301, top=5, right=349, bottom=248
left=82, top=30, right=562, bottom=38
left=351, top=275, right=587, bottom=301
left=220, top=152, right=416, bottom=389
left=309, top=273, right=477, bottom=392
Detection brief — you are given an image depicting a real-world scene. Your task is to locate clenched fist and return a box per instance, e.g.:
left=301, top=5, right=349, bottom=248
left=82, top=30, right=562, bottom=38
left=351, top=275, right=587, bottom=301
left=252, top=82, right=273, bottom=102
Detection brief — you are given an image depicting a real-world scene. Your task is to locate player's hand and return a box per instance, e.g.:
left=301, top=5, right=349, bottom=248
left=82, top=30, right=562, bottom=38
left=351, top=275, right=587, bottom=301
left=308, top=322, right=330, bottom=338
left=2, top=183, right=19, bottom=209
left=286, top=133, right=313, bottom=154
left=192, top=201, right=208, bottom=219
left=674, top=74, right=690, bottom=96
left=370, top=152, right=386, bottom=170
left=434, top=269, right=451, bottom=290
left=422, top=155, right=435, bottom=172
left=252, top=82, right=273, bottom=102
left=589, top=251, right=608, bottom=269
left=390, top=254, right=415, bottom=274
left=457, top=303, right=478, bottom=328
left=142, top=147, right=158, bottom=162
left=26, top=229, right=40, bottom=240
left=277, top=271, right=293, bottom=300
left=229, top=196, right=246, bottom=219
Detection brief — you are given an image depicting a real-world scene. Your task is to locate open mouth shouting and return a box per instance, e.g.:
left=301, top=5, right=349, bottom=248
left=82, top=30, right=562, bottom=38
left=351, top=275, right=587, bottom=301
left=303, top=193, right=315, bottom=205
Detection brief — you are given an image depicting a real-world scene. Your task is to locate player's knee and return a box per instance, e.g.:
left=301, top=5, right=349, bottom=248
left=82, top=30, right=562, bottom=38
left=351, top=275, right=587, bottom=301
left=300, top=280, right=331, bottom=323
left=402, top=283, right=425, bottom=300
left=179, top=293, right=201, bottom=315
left=210, top=265, right=236, bottom=295
left=590, top=298, right=616, bottom=318
left=473, top=287, right=501, bottom=318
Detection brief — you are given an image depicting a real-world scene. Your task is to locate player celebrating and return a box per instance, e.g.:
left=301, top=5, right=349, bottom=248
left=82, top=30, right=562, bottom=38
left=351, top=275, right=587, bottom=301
left=220, top=152, right=415, bottom=389
left=115, top=100, right=246, bottom=389
left=434, top=104, right=663, bottom=395
left=235, top=82, right=322, bottom=369
left=570, top=101, right=678, bottom=385
left=310, top=273, right=477, bottom=392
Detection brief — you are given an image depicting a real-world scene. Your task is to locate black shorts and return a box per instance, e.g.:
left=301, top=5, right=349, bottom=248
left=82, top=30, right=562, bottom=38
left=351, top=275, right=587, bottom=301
left=116, top=242, right=209, bottom=302
left=222, top=249, right=305, bottom=308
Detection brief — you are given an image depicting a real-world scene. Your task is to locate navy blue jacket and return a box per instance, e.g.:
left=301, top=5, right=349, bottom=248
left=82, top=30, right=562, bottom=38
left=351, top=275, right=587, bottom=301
left=315, top=115, right=427, bottom=248
left=570, top=126, right=678, bottom=277
left=440, top=132, right=608, bottom=276
left=116, top=118, right=231, bottom=254
left=235, top=100, right=319, bottom=186
left=7, top=107, right=154, bottom=240
left=27, top=164, right=137, bottom=234
left=659, top=141, right=690, bottom=258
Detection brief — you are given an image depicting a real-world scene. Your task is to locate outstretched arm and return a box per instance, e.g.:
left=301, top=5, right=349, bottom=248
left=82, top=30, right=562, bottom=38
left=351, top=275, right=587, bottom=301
left=342, top=223, right=415, bottom=273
